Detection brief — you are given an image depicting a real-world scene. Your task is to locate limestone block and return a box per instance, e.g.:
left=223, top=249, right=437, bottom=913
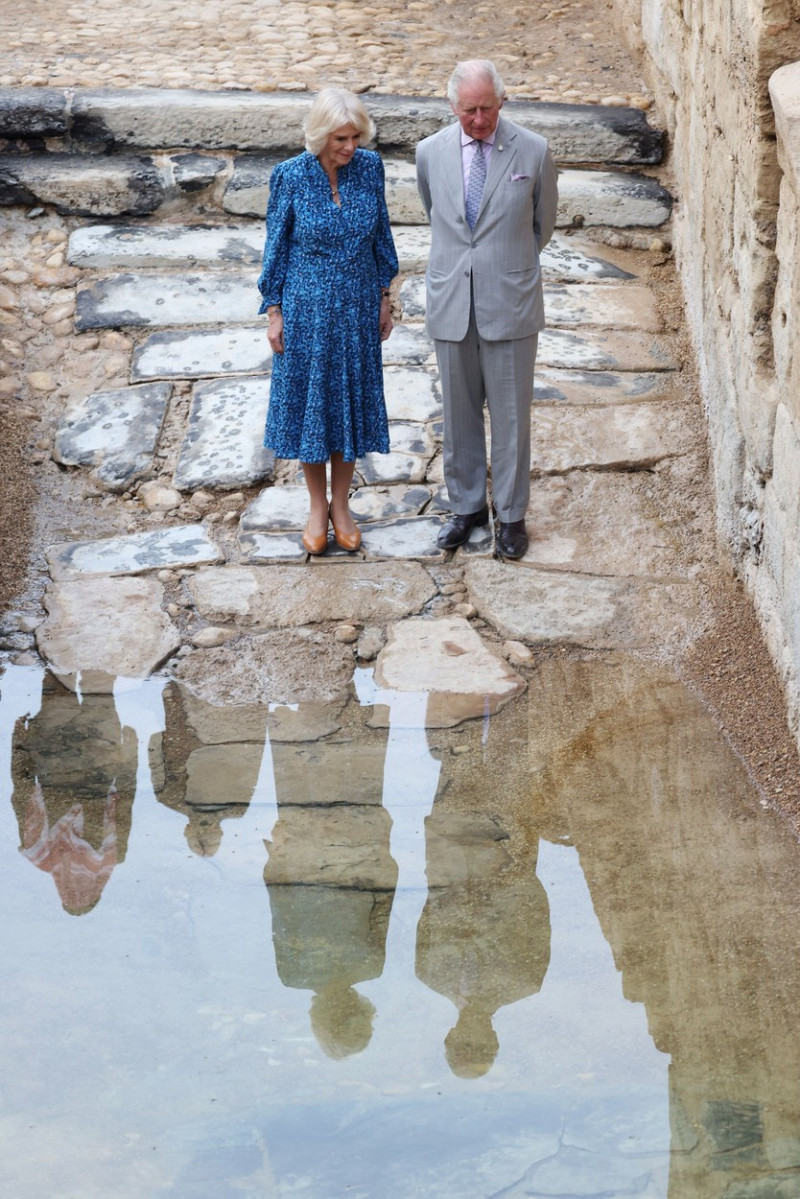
left=558, top=169, right=672, bottom=227
left=0, top=153, right=165, bottom=216
left=174, top=629, right=357, bottom=707
left=170, top=153, right=227, bottom=194
left=76, top=270, right=257, bottom=330
left=0, top=87, right=68, bottom=138
left=770, top=403, right=800, bottom=531
left=52, top=382, right=171, bottom=491
left=373, top=616, right=526, bottom=727
left=69, top=222, right=263, bottom=270
left=174, top=376, right=274, bottom=491
left=131, top=326, right=271, bottom=381
left=36, top=576, right=180, bottom=688
left=46, top=525, right=223, bottom=580
left=187, top=562, right=437, bottom=627
left=530, top=401, right=692, bottom=473
left=534, top=367, right=677, bottom=406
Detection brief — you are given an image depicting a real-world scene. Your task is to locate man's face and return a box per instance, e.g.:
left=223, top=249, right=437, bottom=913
left=451, top=77, right=504, bottom=140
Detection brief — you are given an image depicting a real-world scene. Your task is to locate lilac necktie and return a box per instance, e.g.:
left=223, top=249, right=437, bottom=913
left=465, top=139, right=486, bottom=229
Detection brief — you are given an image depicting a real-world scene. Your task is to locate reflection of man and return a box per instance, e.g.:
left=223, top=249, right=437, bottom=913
left=416, top=59, right=558, bottom=558
left=416, top=807, right=551, bottom=1078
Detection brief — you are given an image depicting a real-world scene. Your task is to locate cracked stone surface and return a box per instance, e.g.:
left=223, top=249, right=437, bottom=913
left=46, top=525, right=223, bottom=580
left=52, top=381, right=171, bottom=491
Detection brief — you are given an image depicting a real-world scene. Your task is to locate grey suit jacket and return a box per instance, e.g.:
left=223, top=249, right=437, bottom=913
left=416, top=115, right=558, bottom=342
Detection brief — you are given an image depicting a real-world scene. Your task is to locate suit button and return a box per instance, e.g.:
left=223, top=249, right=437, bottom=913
left=464, top=270, right=469, bottom=276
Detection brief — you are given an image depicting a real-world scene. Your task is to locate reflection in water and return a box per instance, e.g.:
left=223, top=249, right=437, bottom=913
left=416, top=765, right=550, bottom=1077
left=9, top=671, right=136, bottom=914
left=149, top=682, right=269, bottom=855
left=2, top=656, right=800, bottom=1197
left=263, top=701, right=398, bottom=1059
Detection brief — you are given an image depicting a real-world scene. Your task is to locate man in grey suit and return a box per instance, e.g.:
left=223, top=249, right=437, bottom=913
left=416, top=60, right=559, bottom=558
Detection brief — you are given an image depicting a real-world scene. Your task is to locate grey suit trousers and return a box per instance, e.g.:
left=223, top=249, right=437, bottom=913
left=434, top=300, right=537, bottom=523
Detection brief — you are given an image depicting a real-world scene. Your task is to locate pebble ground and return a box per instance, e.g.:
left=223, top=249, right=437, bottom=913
left=0, top=0, right=652, bottom=108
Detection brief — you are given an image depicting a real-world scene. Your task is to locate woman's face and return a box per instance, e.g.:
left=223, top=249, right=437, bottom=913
left=321, top=122, right=361, bottom=168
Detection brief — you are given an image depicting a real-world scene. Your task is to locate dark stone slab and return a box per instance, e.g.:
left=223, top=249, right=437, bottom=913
left=171, top=153, right=227, bottom=193
left=0, top=153, right=165, bottom=216
left=222, top=153, right=280, bottom=216
left=0, top=88, right=68, bottom=138
left=52, top=381, right=171, bottom=491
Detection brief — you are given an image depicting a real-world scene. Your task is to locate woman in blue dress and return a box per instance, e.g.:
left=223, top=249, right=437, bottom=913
left=257, top=87, right=399, bottom=555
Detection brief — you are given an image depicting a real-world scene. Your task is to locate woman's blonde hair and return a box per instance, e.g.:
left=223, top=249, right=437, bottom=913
left=304, top=87, right=376, bottom=155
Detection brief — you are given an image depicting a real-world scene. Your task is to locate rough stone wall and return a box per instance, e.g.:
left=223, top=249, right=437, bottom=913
left=613, top=0, right=800, bottom=738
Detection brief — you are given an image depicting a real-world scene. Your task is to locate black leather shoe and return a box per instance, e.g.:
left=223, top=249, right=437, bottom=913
left=497, top=519, right=528, bottom=559
left=436, top=505, right=490, bottom=549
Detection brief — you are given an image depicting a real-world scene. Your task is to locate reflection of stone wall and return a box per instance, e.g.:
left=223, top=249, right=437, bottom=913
left=522, top=656, right=800, bottom=1198
left=149, top=683, right=269, bottom=856
left=611, top=0, right=800, bottom=740
left=10, top=672, right=137, bottom=914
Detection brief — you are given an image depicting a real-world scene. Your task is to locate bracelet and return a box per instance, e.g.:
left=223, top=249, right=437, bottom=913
left=267, top=304, right=281, bottom=315
left=380, top=288, right=390, bottom=297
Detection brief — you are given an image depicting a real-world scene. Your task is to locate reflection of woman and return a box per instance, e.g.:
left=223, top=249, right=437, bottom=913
left=257, top=87, right=399, bottom=555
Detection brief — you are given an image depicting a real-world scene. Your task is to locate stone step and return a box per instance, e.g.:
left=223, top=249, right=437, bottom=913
left=76, top=267, right=656, bottom=333
left=128, top=321, right=675, bottom=382
left=0, top=88, right=664, bottom=164
left=173, top=376, right=274, bottom=491
left=400, top=279, right=662, bottom=331
left=222, top=158, right=672, bottom=226
left=52, top=381, right=171, bottom=492
left=68, top=223, right=637, bottom=281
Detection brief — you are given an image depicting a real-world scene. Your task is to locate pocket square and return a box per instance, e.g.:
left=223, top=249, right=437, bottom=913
left=510, top=173, right=530, bottom=181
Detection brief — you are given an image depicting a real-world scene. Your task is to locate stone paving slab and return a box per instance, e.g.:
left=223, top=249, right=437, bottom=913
left=69, top=224, right=635, bottom=284
left=464, top=559, right=703, bottom=650
left=359, top=516, right=447, bottom=561
left=350, top=484, right=433, bottom=523
left=358, top=421, right=435, bottom=487
left=240, top=483, right=433, bottom=533
left=187, top=563, right=437, bottom=627
left=37, top=576, right=181, bottom=690
left=52, top=381, right=171, bottom=491
left=174, top=629, right=357, bottom=708
left=131, top=322, right=435, bottom=381
left=531, top=402, right=691, bottom=473
left=537, top=328, right=677, bottom=371
left=384, top=366, right=441, bottom=422
left=0, top=152, right=165, bottom=216
left=373, top=616, right=526, bottom=727
left=174, top=376, right=273, bottom=491
left=236, top=532, right=307, bottom=563
left=524, top=472, right=687, bottom=576
left=76, top=270, right=258, bottom=330
left=39, top=89, right=664, bottom=164
left=401, top=278, right=661, bottom=330
left=46, top=525, right=223, bottom=580
left=534, top=368, right=677, bottom=405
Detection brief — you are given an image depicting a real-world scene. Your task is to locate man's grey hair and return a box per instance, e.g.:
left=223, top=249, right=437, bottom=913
left=447, top=60, right=505, bottom=106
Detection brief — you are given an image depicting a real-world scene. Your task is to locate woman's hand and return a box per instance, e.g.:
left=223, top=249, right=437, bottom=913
left=267, top=308, right=284, bottom=354
left=379, top=293, right=393, bottom=342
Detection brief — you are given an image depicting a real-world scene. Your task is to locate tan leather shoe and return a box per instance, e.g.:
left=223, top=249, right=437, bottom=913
left=329, top=505, right=361, bottom=552
left=302, top=524, right=329, bottom=555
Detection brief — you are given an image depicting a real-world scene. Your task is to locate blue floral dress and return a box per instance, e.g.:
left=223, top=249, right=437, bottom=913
left=257, top=148, right=399, bottom=463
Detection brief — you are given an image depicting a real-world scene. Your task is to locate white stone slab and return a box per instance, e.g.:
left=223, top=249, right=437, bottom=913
left=531, top=402, right=691, bottom=473
left=401, top=280, right=661, bottom=331
left=174, top=376, right=273, bottom=491
left=131, top=321, right=432, bottom=381
left=360, top=517, right=447, bottom=560
left=37, top=576, right=180, bottom=688
left=132, top=325, right=270, bottom=381
left=237, top=532, right=308, bottom=562
left=392, top=226, right=432, bottom=272
left=464, top=560, right=701, bottom=651
left=557, top=169, right=672, bottom=228
left=524, top=473, right=687, bottom=576
left=240, top=486, right=309, bottom=531
left=76, top=270, right=257, bottom=330
left=68, top=223, right=263, bottom=269
left=541, top=235, right=637, bottom=282
left=537, top=328, right=676, bottom=371
left=46, top=524, right=223, bottom=580
left=188, top=562, right=437, bottom=626
left=534, top=368, right=676, bottom=406
left=349, top=484, right=432, bottom=523
left=384, top=365, right=441, bottom=421
left=52, top=381, right=170, bottom=491
left=359, top=422, right=434, bottom=486
left=374, top=616, right=525, bottom=727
